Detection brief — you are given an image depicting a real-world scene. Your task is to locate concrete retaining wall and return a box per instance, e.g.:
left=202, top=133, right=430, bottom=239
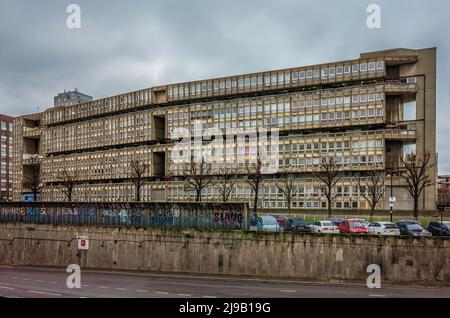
left=0, top=223, right=449, bottom=285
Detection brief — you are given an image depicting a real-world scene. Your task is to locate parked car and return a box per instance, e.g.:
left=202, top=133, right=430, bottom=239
left=256, top=216, right=280, bottom=232
left=329, top=217, right=345, bottom=227
left=367, top=222, right=400, bottom=236
left=396, top=221, right=432, bottom=236
left=309, top=221, right=339, bottom=234
left=427, top=221, right=450, bottom=236
left=338, top=220, right=368, bottom=234
left=270, top=215, right=291, bottom=230
left=288, top=218, right=312, bottom=233
left=349, top=219, right=370, bottom=229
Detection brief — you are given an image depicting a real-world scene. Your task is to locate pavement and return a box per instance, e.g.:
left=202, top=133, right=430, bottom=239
left=0, top=266, right=449, bottom=298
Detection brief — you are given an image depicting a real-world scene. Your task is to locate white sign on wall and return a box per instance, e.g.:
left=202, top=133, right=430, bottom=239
left=77, top=236, right=89, bottom=250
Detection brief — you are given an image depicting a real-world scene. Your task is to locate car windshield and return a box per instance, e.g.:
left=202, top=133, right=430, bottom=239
left=406, top=223, right=422, bottom=230
left=383, top=223, right=397, bottom=229
left=349, top=222, right=364, bottom=227
left=294, top=220, right=307, bottom=225
left=442, top=222, right=450, bottom=229
left=321, top=221, right=334, bottom=227
left=263, top=218, right=277, bottom=225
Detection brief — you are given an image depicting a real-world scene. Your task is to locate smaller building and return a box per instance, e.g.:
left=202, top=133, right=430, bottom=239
left=0, top=114, right=14, bottom=201
left=54, top=89, right=93, bottom=107
left=437, top=175, right=450, bottom=209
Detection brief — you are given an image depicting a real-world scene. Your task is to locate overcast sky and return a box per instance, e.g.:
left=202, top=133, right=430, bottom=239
left=0, top=0, right=448, bottom=172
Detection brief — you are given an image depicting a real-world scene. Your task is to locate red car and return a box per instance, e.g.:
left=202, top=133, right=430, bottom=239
left=338, top=220, right=368, bottom=234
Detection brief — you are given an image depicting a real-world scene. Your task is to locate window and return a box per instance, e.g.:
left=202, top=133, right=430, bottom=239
left=328, top=67, right=335, bottom=77
left=344, top=65, right=351, bottom=74
left=352, top=64, right=359, bottom=73
left=368, top=62, right=376, bottom=71
left=336, top=66, right=343, bottom=75
left=292, top=72, right=298, bottom=81
left=306, top=70, right=313, bottom=79
left=314, top=69, right=320, bottom=78
left=376, top=61, right=384, bottom=70
left=352, top=95, right=360, bottom=104
left=360, top=63, right=368, bottom=72
left=402, top=101, right=416, bottom=120
left=321, top=68, right=328, bottom=78
left=299, top=71, right=306, bottom=79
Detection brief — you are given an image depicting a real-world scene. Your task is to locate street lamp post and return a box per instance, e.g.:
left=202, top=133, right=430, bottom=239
left=388, top=165, right=394, bottom=223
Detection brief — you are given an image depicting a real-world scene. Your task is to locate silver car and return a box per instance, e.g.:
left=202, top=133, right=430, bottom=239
left=256, top=216, right=280, bottom=232
left=309, top=221, right=339, bottom=234
left=368, top=222, right=400, bottom=236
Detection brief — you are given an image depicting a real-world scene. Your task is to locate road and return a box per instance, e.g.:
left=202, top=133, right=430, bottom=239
left=0, top=266, right=449, bottom=298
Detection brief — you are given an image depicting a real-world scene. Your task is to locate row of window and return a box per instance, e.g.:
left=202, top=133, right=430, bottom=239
left=167, top=90, right=385, bottom=123
left=42, top=179, right=384, bottom=210
left=168, top=61, right=385, bottom=99
left=43, top=89, right=152, bottom=126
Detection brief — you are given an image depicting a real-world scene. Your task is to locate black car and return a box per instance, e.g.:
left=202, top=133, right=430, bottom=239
left=396, top=220, right=432, bottom=236
left=288, top=218, right=311, bottom=233
left=427, top=221, right=450, bottom=236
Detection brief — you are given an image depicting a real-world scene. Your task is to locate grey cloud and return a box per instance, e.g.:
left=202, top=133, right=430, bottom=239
left=0, top=0, right=449, bottom=172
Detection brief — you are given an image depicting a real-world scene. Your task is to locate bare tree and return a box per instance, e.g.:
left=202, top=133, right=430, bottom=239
left=400, top=153, right=435, bottom=219
left=130, top=159, right=149, bottom=202
left=184, top=156, right=213, bottom=202
left=58, top=169, right=77, bottom=202
left=356, top=168, right=385, bottom=221
left=214, top=166, right=237, bottom=202
left=24, top=155, right=44, bottom=201
left=276, top=172, right=300, bottom=215
left=246, top=150, right=264, bottom=216
left=317, top=157, right=341, bottom=218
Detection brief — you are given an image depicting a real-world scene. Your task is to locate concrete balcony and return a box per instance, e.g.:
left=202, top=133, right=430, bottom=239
left=23, top=126, right=42, bottom=139
left=384, top=128, right=417, bottom=141
left=23, top=154, right=43, bottom=165
left=384, top=81, right=417, bottom=95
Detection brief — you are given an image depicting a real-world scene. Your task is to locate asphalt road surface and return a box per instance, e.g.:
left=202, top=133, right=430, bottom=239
left=0, top=266, right=449, bottom=298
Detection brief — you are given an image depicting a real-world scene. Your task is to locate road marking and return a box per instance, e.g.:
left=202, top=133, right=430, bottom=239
left=79, top=296, right=88, bottom=298
left=97, top=286, right=109, bottom=289
left=203, top=296, right=217, bottom=298
left=156, top=291, right=169, bottom=295
left=369, top=294, right=386, bottom=297
left=81, top=284, right=90, bottom=287
left=27, top=290, right=62, bottom=296
left=177, top=293, right=191, bottom=297
left=48, top=281, right=57, bottom=284
left=115, top=288, right=128, bottom=291
left=0, top=286, right=14, bottom=290
left=136, top=289, right=148, bottom=293
left=280, top=289, right=296, bottom=293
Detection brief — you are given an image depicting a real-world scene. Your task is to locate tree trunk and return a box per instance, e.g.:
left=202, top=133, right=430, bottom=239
left=196, top=189, right=201, bottom=202
left=287, top=197, right=291, bottom=215
left=135, top=184, right=141, bottom=202
left=253, top=187, right=259, bottom=215
left=370, top=207, right=375, bottom=222
left=413, top=197, right=419, bottom=220
left=327, top=196, right=332, bottom=218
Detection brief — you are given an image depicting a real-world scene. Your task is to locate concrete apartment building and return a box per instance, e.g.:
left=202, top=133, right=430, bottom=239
left=54, top=89, right=93, bottom=107
left=11, top=48, right=437, bottom=211
left=437, top=175, right=450, bottom=209
left=0, top=114, right=13, bottom=201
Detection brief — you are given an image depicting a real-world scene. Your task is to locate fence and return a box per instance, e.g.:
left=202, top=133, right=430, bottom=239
left=0, top=201, right=249, bottom=231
